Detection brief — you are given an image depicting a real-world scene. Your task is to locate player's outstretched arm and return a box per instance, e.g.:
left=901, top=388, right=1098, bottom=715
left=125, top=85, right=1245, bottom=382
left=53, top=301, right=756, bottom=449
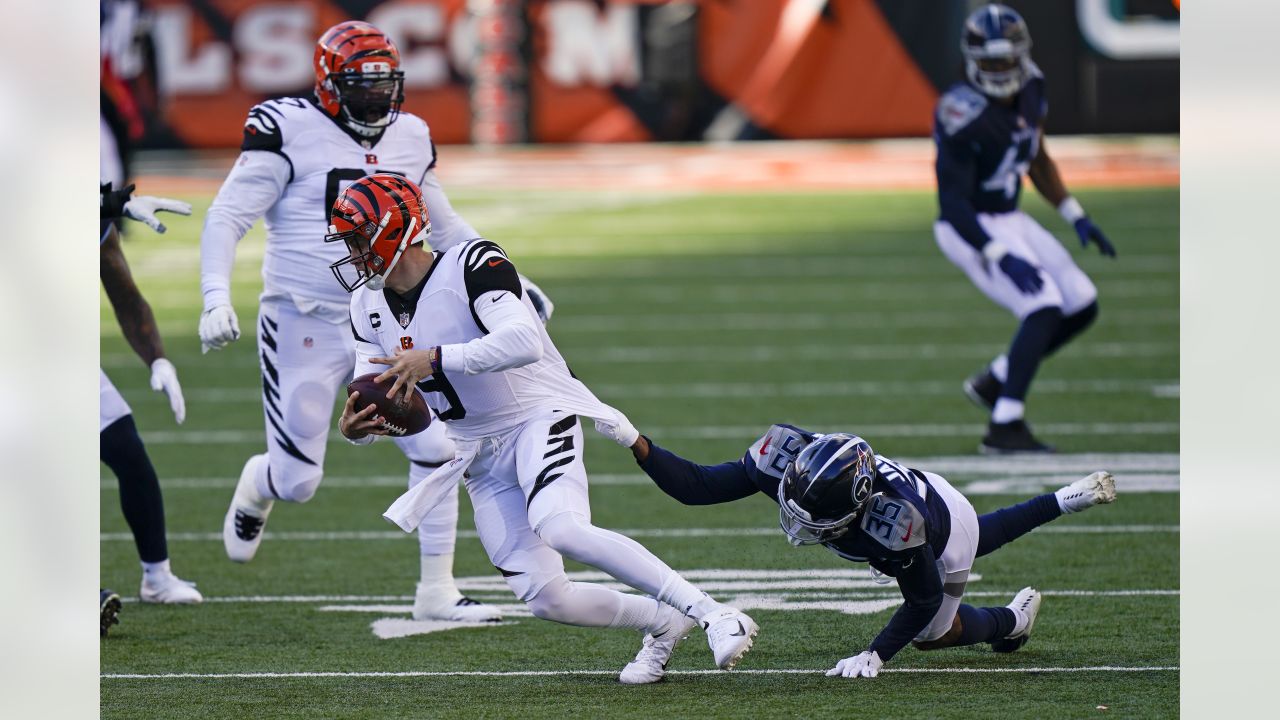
left=632, top=435, right=762, bottom=505
left=833, top=546, right=944, bottom=676
left=198, top=150, right=291, bottom=352
left=101, top=224, right=186, bottom=424
left=1028, top=131, right=1116, bottom=258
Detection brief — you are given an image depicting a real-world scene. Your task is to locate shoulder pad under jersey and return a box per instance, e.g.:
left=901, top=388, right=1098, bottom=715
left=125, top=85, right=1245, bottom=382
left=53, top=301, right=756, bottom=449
left=241, top=97, right=310, bottom=154
left=746, top=424, right=815, bottom=481
left=399, top=113, right=439, bottom=174
left=936, top=84, right=988, bottom=137
left=859, top=491, right=927, bottom=553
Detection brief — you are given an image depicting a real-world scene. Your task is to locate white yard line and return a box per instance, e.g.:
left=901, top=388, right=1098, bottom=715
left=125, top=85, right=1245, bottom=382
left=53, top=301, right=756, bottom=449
left=133, top=422, right=1177, bottom=446
left=100, top=525, right=1177, bottom=542
left=121, top=378, right=1178, bottom=405
left=102, top=666, right=1178, bottom=679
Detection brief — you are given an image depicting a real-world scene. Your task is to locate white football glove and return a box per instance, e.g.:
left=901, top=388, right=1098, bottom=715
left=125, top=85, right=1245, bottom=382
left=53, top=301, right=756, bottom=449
left=826, top=650, right=882, bottom=679
left=123, top=195, right=193, bottom=234
left=594, top=409, right=639, bottom=448
left=199, top=305, right=241, bottom=353
left=149, top=358, right=186, bottom=425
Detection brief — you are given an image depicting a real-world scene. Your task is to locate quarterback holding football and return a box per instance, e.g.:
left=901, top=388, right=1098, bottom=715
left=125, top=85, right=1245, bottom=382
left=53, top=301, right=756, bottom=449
left=196, top=21, right=560, bottom=622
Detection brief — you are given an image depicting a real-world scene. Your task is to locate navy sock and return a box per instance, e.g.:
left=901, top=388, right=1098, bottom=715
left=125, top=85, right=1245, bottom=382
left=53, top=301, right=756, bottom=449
left=955, top=604, right=1018, bottom=646
left=101, top=415, right=168, bottom=563
left=1000, top=306, right=1063, bottom=402
left=976, top=493, right=1061, bottom=557
left=1044, top=301, right=1099, bottom=357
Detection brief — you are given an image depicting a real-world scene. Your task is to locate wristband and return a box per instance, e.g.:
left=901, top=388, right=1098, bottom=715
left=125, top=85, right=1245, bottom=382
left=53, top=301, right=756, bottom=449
left=345, top=433, right=376, bottom=446
left=1057, top=196, right=1086, bottom=225
left=981, top=238, right=1010, bottom=263
left=430, top=346, right=443, bottom=375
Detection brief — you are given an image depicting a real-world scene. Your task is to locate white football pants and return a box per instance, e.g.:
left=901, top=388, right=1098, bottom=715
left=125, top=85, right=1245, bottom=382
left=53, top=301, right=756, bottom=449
left=912, top=471, right=981, bottom=643
left=253, top=297, right=459, bottom=555
left=935, top=211, right=1097, bottom=320
left=100, top=368, right=132, bottom=432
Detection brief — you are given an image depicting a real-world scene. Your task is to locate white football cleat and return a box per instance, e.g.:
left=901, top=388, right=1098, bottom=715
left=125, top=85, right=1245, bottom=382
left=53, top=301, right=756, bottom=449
left=700, top=606, right=759, bottom=670
left=619, top=606, right=698, bottom=685
left=140, top=570, right=203, bottom=605
left=412, top=585, right=502, bottom=622
left=991, top=586, right=1041, bottom=653
left=1055, top=471, right=1117, bottom=514
left=222, top=455, right=273, bottom=563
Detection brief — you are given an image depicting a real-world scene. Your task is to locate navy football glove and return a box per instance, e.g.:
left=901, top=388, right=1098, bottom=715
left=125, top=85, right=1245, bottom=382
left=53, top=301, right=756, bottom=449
left=997, top=253, right=1043, bottom=295
left=1073, top=217, right=1116, bottom=258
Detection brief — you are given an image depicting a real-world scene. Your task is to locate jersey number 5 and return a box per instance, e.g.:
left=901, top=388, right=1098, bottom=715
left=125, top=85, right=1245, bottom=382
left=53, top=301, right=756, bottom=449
left=417, top=373, right=466, bottom=421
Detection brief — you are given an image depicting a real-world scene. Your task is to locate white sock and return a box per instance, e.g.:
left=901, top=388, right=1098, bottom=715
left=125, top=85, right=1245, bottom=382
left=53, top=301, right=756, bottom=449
left=1007, top=608, right=1029, bottom=637
left=141, top=559, right=171, bottom=576
left=418, top=553, right=463, bottom=602
left=991, top=397, right=1025, bottom=424
left=614, top=595, right=666, bottom=633
left=990, top=355, right=1009, bottom=383
left=245, top=454, right=274, bottom=506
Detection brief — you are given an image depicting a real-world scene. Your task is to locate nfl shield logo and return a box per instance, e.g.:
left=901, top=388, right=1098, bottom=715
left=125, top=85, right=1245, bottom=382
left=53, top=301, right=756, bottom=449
left=303, top=337, right=313, bottom=348
left=398, top=312, right=411, bottom=328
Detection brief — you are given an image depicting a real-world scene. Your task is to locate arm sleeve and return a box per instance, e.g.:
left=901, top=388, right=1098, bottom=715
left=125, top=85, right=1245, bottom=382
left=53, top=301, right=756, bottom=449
left=438, top=291, right=542, bottom=374
left=419, top=168, right=481, bottom=253
left=637, top=439, right=761, bottom=506
left=934, top=132, right=992, bottom=252
left=200, top=151, right=291, bottom=308
left=867, top=544, right=945, bottom=662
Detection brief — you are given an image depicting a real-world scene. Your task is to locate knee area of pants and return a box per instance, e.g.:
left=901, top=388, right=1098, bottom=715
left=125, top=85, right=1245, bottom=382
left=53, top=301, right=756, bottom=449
left=533, top=513, right=588, bottom=555
left=271, top=466, right=322, bottom=503
left=526, top=582, right=575, bottom=623
left=285, top=381, right=334, bottom=438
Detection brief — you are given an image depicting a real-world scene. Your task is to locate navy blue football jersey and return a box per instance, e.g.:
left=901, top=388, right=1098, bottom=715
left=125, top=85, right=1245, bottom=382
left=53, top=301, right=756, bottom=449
left=738, top=425, right=952, bottom=566
left=933, top=67, right=1047, bottom=217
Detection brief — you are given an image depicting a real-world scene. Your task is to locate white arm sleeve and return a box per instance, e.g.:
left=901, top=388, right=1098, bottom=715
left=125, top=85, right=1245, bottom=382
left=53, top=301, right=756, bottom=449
left=419, top=169, right=480, bottom=253
left=200, top=151, right=291, bottom=309
left=439, top=291, right=542, bottom=374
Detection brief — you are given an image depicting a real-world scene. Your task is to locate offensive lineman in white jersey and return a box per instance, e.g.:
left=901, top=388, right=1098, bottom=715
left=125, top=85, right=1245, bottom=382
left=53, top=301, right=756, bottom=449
left=197, top=21, right=520, bottom=622
left=333, top=175, right=760, bottom=682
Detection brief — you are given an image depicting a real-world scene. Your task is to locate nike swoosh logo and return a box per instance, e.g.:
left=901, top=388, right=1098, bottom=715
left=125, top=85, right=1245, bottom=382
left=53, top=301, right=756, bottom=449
left=759, top=436, right=772, bottom=456
left=900, top=521, right=913, bottom=542
left=651, top=629, right=669, bottom=639
left=730, top=620, right=746, bottom=637
left=492, top=296, right=501, bottom=303
left=487, top=258, right=506, bottom=267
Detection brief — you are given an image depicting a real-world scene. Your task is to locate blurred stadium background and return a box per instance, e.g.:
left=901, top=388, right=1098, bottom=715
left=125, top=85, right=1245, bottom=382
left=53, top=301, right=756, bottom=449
left=100, top=1, right=1179, bottom=717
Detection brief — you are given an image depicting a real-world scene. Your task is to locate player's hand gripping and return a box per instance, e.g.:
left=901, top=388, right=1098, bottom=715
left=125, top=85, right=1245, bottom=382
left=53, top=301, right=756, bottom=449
left=338, top=391, right=389, bottom=441
left=826, top=650, right=883, bottom=679
left=371, top=346, right=438, bottom=403
left=199, top=305, right=241, bottom=353
left=149, top=358, right=186, bottom=425
left=1072, top=217, right=1117, bottom=258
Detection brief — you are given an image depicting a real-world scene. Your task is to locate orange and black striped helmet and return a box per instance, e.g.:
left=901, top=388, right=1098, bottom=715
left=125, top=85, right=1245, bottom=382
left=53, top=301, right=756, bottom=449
left=325, top=174, right=431, bottom=292
left=313, top=21, right=406, bottom=136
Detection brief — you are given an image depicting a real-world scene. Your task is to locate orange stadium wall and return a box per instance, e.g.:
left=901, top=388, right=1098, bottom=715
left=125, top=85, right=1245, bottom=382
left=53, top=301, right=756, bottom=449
left=115, top=0, right=1178, bottom=150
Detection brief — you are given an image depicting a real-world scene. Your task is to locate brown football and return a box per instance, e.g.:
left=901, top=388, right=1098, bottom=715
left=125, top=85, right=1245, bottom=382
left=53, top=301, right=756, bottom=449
left=346, top=372, right=431, bottom=437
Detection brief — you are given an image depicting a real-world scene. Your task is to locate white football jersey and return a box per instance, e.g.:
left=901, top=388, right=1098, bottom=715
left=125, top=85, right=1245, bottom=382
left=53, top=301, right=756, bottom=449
left=350, top=240, right=581, bottom=439
left=210, top=97, right=479, bottom=316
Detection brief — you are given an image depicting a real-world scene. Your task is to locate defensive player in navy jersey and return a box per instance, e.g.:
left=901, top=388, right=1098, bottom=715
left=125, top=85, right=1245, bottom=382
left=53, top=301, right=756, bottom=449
left=934, top=5, right=1116, bottom=454
left=627, top=424, right=1116, bottom=678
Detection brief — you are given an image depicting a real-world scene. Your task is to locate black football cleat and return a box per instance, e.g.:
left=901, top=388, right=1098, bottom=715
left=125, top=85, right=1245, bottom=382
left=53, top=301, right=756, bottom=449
left=100, top=589, right=123, bottom=638
left=963, top=369, right=1003, bottom=411
left=980, top=420, right=1055, bottom=455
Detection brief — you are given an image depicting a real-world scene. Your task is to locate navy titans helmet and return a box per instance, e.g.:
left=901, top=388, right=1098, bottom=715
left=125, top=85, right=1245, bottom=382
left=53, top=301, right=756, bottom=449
left=778, top=434, right=877, bottom=546
left=961, top=4, right=1033, bottom=99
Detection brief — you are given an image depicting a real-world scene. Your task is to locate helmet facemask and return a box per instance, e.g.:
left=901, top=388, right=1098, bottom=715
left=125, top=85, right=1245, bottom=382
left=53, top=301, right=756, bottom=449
left=776, top=435, right=877, bottom=547
left=328, top=65, right=405, bottom=137
left=961, top=5, right=1032, bottom=99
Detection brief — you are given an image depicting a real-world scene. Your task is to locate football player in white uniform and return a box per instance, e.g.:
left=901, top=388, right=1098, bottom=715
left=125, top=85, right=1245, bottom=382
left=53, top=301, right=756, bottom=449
left=198, top=21, right=520, bottom=622
left=333, top=175, right=760, bottom=683
left=100, top=181, right=201, bottom=609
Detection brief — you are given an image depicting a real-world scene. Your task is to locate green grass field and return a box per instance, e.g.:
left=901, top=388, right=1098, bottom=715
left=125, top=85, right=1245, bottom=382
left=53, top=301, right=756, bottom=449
left=100, top=184, right=1178, bottom=718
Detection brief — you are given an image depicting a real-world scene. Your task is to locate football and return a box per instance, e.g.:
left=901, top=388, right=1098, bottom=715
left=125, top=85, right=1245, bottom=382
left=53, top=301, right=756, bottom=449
left=346, top=372, right=431, bottom=437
